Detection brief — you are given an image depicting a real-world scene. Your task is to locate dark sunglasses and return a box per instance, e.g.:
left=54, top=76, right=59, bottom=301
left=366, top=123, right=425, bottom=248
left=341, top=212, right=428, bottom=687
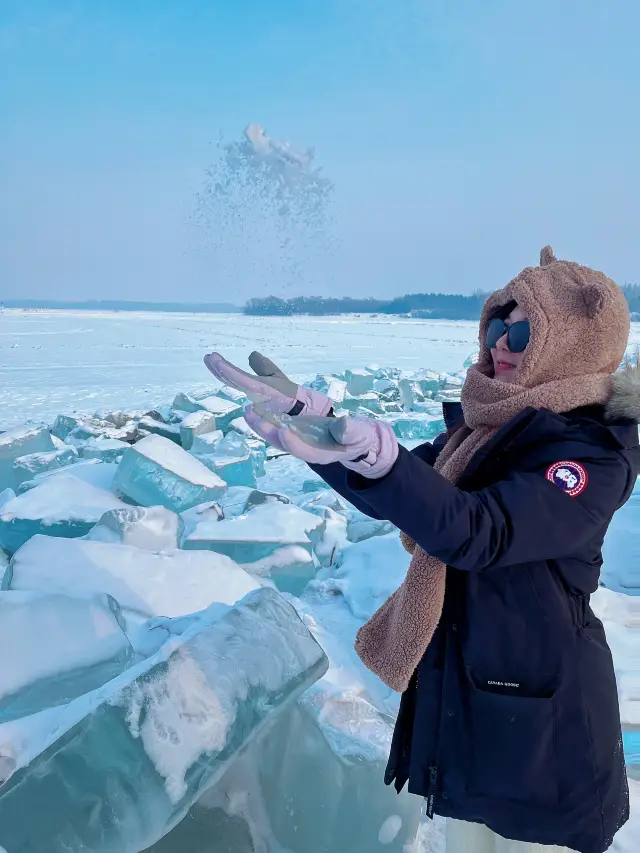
left=486, top=318, right=530, bottom=353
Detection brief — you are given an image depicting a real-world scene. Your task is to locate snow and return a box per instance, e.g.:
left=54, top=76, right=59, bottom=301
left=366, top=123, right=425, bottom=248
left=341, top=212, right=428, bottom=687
left=0, top=474, right=124, bottom=523
left=7, top=535, right=260, bottom=618
left=188, top=502, right=324, bottom=546
left=0, top=312, right=638, bottom=851
left=128, top=435, right=226, bottom=489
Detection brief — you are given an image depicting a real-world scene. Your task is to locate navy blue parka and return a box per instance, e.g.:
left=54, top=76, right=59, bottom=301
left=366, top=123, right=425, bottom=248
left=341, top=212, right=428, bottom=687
left=310, top=400, right=639, bottom=853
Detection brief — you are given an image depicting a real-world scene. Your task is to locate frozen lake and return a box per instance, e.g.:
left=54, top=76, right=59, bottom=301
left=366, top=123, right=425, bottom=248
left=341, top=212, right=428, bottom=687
left=0, top=310, right=485, bottom=429
left=3, top=309, right=640, bottom=430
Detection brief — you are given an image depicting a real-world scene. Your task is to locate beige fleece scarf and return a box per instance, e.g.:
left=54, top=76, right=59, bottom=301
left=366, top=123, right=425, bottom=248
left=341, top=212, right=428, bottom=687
left=354, top=246, right=630, bottom=693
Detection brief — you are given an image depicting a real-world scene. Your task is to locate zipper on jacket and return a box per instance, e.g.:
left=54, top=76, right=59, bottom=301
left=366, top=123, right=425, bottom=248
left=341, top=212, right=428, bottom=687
left=425, top=764, right=438, bottom=819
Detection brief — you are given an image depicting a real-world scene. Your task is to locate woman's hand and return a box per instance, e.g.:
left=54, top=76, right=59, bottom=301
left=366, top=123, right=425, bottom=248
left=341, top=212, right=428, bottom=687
left=244, top=407, right=399, bottom=479
left=204, top=351, right=333, bottom=417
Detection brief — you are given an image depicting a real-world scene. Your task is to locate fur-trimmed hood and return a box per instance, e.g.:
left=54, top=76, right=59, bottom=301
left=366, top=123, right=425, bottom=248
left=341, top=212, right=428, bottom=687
left=606, top=357, right=640, bottom=423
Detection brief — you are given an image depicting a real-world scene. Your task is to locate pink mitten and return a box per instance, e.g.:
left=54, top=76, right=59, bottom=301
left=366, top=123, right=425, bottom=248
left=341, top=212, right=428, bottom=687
left=204, top=352, right=333, bottom=416
left=244, top=407, right=399, bottom=479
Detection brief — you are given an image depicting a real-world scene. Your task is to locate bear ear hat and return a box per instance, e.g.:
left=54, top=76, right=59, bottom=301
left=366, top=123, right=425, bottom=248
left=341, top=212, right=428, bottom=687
left=582, top=280, right=612, bottom=319
left=540, top=245, right=557, bottom=266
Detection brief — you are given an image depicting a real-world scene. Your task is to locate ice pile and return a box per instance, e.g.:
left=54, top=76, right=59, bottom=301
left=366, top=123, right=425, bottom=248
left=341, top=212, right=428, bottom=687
left=0, top=358, right=637, bottom=852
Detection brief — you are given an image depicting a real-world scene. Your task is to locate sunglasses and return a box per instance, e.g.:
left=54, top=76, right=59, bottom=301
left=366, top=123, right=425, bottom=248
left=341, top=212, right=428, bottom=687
left=486, top=318, right=531, bottom=353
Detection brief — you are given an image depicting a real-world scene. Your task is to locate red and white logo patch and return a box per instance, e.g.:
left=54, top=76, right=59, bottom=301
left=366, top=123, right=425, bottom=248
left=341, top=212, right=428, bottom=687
left=545, top=461, right=588, bottom=497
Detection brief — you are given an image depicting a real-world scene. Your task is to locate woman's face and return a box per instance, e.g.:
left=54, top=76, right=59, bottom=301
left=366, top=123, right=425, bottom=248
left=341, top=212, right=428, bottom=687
left=490, top=304, right=529, bottom=384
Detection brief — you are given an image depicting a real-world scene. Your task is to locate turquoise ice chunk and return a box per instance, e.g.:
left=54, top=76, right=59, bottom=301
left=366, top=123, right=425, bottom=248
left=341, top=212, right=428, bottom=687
left=138, top=416, right=183, bottom=444
left=77, top=438, right=130, bottom=463
left=0, top=474, right=125, bottom=555
left=0, top=424, right=55, bottom=491
left=0, top=588, right=328, bottom=853
left=344, top=369, right=374, bottom=397
left=383, top=411, right=445, bottom=440
left=183, top=502, right=325, bottom=563
left=12, top=447, right=78, bottom=486
left=85, top=505, right=184, bottom=550
left=197, top=453, right=256, bottom=488
left=113, top=435, right=227, bottom=513
left=172, top=393, right=241, bottom=432
left=179, top=412, right=218, bottom=450
left=0, top=591, right=134, bottom=722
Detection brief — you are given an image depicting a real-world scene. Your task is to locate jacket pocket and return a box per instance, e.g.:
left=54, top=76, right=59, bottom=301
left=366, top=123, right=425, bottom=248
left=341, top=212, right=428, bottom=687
left=467, top=677, right=559, bottom=807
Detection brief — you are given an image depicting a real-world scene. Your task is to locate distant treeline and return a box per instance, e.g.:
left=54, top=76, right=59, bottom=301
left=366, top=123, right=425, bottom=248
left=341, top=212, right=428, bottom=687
left=244, top=292, right=489, bottom=320
left=245, top=285, right=640, bottom=321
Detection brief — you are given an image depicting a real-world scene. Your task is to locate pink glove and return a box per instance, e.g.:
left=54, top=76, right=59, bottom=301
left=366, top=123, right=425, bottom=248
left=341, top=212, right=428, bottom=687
left=244, top=407, right=399, bottom=479
left=204, top=351, right=333, bottom=417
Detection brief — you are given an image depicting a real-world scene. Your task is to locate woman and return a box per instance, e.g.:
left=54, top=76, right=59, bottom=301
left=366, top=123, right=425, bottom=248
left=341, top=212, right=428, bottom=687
left=205, top=247, right=638, bottom=853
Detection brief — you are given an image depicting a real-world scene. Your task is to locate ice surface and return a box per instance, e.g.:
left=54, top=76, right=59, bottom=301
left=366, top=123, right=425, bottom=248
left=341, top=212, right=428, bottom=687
left=114, top=435, right=227, bottom=513
left=85, top=505, right=184, bottom=551
left=0, top=474, right=125, bottom=554
left=0, top=588, right=328, bottom=853
left=76, top=437, right=130, bottom=463
left=12, top=446, right=78, bottom=486
left=179, top=411, right=217, bottom=450
left=0, top=591, right=134, bottom=721
left=184, top=501, right=325, bottom=563
left=0, top=423, right=55, bottom=491
left=6, top=535, right=259, bottom=618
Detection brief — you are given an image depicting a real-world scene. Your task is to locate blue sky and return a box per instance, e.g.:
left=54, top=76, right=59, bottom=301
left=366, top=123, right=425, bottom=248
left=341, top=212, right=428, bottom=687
left=1, top=0, right=639, bottom=302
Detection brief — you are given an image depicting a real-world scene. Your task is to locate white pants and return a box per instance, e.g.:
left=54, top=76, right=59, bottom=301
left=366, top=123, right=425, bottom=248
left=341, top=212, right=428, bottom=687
left=446, top=818, right=575, bottom=853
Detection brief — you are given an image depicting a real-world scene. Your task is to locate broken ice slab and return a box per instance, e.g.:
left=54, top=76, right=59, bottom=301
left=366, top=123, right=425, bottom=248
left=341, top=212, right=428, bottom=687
left=179, top=411, right=218, bottom=450
left=12, top=446, right=78, bottom=487
left=0, top=474, right=126, bottom=555
left=137, top=416, right=183, bottom=445
left=243, top=545, right=317, bottom=596
left=183, top=501, right=325, bottom=563
left=339, top=391, right=384, bottom=414
left=190, top=429, right=224, bottom=454
left=52, top=414, right=84, bottom=440
left=151, top=695, right=421, bottom=853
left=324, top=377, right=346, bottom=405
left=114, top=435, right=227, bottom=513
left=344, top=369, right=375, bottom=397
left=0, top=424, right=55, bottom=491
left=0, top=591, right=134, bottom=722
left=601, top=477, right=640, bottom=593
left=296, top=491, right=394, bottom=543
left=383, top=411, right=445, bottom=441
left=0, top=588, right=328, bottom=853
left=244, top=489, right=291, bottom=512
left=197, top=453, right=257, bottom=488
left=214, top=384, right=247, bottom=405
left=85, top=505, right=184, bottom=551
left=172, top=393, right=242, bottom=431
left=77, top=438, right=129, bottom=463
left=18, top=459, right=119, bottom=497
left=6, top=534, right=259, bottom=618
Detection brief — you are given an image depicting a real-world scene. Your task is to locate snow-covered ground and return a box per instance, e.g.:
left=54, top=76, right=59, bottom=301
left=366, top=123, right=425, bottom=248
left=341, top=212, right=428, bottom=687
left=0, top=310, right=482, bottom=429
left=0, top=309, right=637, bottom=853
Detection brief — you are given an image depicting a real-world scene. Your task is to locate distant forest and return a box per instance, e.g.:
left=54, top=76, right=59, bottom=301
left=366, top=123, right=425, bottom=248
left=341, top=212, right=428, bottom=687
left=245, top=285, right=640, bottom=320
left=244, top=292, right=488, bottom=320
